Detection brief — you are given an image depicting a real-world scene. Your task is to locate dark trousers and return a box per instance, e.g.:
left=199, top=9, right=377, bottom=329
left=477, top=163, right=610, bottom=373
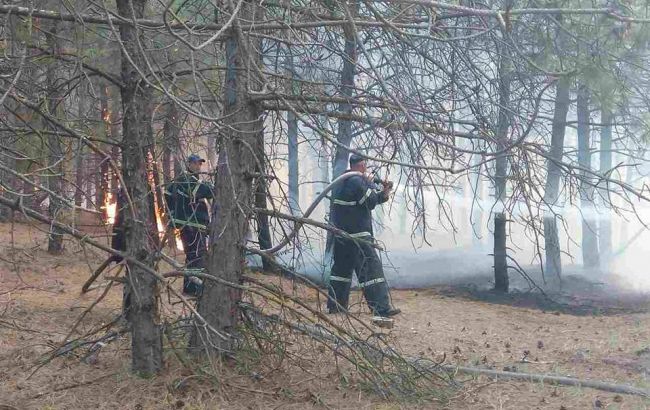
left=327, top=236, right=391, bottom=315
left=109, top=225, right=125, bottom=263
left=180, top=226, right=207, bottom=294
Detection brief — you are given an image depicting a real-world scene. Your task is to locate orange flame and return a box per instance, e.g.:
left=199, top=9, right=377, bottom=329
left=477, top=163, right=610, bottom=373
left=175, top=229, right=184, bottom=251
left=147, top=152, right=183, bottom=251
left=104, top=191, right=117, bottom=225
left=154, top=205, right=165, bottom=236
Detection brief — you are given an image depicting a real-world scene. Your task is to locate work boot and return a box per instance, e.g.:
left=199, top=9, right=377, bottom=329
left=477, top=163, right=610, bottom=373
left=327, top=306, right=348, bottom=314
left=375, top=307, right=401, bottom=318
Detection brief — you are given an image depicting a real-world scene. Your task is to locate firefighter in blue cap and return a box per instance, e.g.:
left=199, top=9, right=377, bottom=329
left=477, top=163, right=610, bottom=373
left=164, top=154, right=213, bottom=296
left=327, top=153, right=401, bottom=317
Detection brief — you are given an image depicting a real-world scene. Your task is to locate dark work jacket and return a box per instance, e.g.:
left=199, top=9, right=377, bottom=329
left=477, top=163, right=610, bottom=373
left=330, top=171, right=389, bottom=238
left=164, top=172, right=213, bottom=229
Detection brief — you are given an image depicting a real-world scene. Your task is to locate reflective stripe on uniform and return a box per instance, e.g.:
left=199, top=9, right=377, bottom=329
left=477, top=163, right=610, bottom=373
left=333, top=199, right=357, bottom=206
left=349, top=231, right=372, bottom=238
left=329, top=275, right=352, bottom=283
left=358, top=278, right=385, bottom=288
left=192, top=181, right=201, bottom=198
left=171, top=218, right=207, bottom=230
left=358, top=188, right=373, bottom=205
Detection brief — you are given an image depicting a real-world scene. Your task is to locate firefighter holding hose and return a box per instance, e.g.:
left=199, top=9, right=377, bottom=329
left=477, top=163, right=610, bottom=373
left=327, top=153, right=401, bottom=318
left=164, top=154, right=213, bottom=296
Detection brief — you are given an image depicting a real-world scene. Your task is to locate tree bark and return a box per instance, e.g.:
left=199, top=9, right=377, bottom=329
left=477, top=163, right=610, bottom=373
left=0, top=14, right=25, bottom=221
left=116, top=0, right=163, bottom=375
left=162, top=102, right=179, bottom=182
left=109, top=90, right=121, bottom=190
left=0, top=15, right=33, bottom=220
left=191, top=0, right=264, bottom=354
left=43, top=18, right=65, bottom=254
left=544, top=77, right=571, bottom=279
left=493, top=29, right=512, bottom=293
left=98, top=84, right=111, bottom=210
left=74, top=141, right=85, bottom=207
left=74, top=78, right=86, bottom=207
left=287, top=112, right=299, bottom=212
left=576, top=83, right=599, bottom=269
left=326, top=7, right=358, bottom=254
left=331, top=13, right=358, bottom=180
left=286, top=53, right=300, bottom=215
left=599, top=106, right=613, bottom=269
left=543, top=76, right=570, bottom=281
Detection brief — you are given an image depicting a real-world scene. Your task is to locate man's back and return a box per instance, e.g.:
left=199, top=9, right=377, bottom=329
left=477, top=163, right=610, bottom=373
left=331, top=172, right=388, bottom=237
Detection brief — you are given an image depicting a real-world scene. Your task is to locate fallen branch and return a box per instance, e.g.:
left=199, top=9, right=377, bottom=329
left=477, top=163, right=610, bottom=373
left=445, top=365, right=650, bottom=397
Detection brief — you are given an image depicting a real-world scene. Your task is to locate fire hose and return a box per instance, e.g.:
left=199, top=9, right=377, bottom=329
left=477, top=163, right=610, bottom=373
left=261, top=171, right=364, bottom=254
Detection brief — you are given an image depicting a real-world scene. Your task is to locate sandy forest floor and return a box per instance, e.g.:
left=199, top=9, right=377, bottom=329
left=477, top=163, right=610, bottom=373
left=2, top=221, right=650, bottom=409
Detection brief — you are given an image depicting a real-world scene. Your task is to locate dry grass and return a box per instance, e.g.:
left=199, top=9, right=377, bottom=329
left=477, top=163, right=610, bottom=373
left=2, top=222, right=650, bottom=409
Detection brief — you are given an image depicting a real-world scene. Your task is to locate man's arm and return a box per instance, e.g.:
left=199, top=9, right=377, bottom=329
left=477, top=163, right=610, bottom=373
left=377, top=180, right=393, bottom=204
left=193, top=180, right=213, bottom=200
left=351, top=176, right=390, bottom=210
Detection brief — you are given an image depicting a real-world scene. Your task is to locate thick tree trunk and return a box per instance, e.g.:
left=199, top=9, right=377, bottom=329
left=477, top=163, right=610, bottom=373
left=162, top=102, right=179, bottom=182
left=172, top=109, right=184, bottom=178
left=326, top=10, right=358, bottom=254
left=74, top=142, right=85, bottom=207
left=98, top=84, right=111, bottom=210
left=43, top=19, right=65, bottom=255
left=109, top=92, right=121, bottom=190
left=493, top=34, right=511, bottom=293
left=576, top=83, right=599, bottom=269
left=116, top=0, right=162, bottom=375
left=191, top=0, right=264, bottom=354
left=543, top=77, right=570, bottom=281
left=286, top=53, right=300, bottom=215
left=599, top=106, right=613, bottom=269
left=0, top=15, right=26, bottom=221
left=0, top=130, right=15, bottom=220
left=74, top=79, right=86, bottom=207
left=0, top=16, right=33, bottom=220
left=287, top=113, right=299, bottom=214
left=331, top=18, right=358, bottom=179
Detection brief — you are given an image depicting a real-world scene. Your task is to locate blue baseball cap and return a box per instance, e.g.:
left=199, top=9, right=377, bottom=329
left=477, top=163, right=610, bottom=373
left=187, top=154, right=206, bottom=163
left=349, top=153, right=365, bottom=166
